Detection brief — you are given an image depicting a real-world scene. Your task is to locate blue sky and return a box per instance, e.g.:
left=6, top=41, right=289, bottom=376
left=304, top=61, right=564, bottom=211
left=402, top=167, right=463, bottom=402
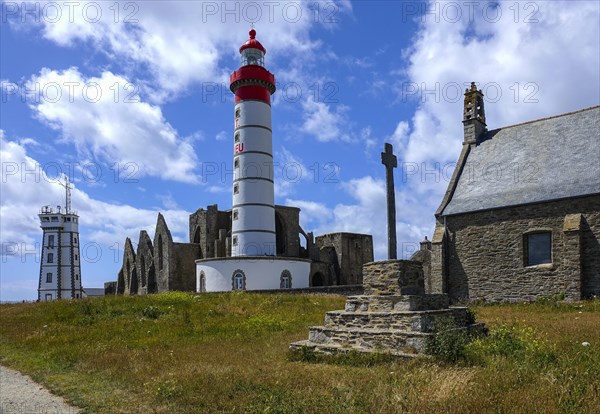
left=1, top=1, right=599, bottom=301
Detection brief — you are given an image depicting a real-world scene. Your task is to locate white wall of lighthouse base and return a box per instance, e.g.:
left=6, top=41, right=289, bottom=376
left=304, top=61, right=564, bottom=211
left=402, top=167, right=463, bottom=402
left=196, top=257, right=310, bottom=292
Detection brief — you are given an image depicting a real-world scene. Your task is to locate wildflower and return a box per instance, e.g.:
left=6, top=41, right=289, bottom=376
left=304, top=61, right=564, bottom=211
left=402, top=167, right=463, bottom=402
left=582, top=342, right=590, bottom=347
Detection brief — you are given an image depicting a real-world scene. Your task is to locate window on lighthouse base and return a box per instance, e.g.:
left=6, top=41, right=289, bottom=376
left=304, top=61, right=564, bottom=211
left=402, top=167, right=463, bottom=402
left=232, top=270, right=246, bottom=291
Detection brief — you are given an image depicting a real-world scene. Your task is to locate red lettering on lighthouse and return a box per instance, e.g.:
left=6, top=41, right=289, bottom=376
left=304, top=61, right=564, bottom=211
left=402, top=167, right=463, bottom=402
left=234, top=143, right=244, bottom=154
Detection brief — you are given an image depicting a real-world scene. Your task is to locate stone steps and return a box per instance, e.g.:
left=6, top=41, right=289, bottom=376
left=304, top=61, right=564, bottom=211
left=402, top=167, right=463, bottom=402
left=323, top=308, right=469, bottom=332
left=289, top=260, right=485, bottom=358
left=307, top=326, right=432, bottom=353
left=289, top=340, right=421, bottom=358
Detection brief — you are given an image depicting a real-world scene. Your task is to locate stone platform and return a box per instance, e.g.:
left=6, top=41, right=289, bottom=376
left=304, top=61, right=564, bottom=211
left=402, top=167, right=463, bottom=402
left=290, top=260, right=483, bottom=357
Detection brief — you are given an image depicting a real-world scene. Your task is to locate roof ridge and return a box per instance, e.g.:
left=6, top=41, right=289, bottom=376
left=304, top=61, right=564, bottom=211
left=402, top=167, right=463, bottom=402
left=496, top=105, right=599, bottom=131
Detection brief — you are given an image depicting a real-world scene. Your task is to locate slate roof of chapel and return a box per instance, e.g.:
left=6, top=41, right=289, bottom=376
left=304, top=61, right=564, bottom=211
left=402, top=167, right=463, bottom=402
left=441, top=106, right=600, bottom=216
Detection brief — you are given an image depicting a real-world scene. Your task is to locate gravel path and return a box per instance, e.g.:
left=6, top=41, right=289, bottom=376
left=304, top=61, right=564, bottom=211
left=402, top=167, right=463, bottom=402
left=0, top=365, right=80, bottom=413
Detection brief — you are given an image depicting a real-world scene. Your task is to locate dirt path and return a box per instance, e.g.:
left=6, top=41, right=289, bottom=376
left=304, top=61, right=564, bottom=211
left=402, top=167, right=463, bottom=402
left=0, top=365, right=80, bottom=413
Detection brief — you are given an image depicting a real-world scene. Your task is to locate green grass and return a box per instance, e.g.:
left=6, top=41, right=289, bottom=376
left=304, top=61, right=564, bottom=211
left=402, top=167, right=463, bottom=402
left=1, top=292, right=599, bottom=413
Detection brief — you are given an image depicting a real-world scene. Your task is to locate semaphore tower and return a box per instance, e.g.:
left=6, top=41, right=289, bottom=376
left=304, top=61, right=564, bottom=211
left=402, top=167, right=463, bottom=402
left=38, top=177, right=83, bottom=301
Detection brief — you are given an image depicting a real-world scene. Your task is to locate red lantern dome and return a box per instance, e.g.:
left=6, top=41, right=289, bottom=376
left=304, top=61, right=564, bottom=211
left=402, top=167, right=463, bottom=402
left=239, top=29, right=266, bottom=54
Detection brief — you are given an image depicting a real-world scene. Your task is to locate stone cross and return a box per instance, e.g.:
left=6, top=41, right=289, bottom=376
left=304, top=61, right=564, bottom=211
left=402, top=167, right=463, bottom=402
left=381, top=143, right=397, bottom=260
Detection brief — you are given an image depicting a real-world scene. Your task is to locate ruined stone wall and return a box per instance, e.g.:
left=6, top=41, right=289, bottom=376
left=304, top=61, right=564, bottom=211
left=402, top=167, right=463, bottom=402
left=121, top=238, right=137, bottom=295
left=169, top=242, right=201, bottom=291
left=136, top=230, right=154, bottom=295
left=316, top=233, right=374, bottom=285
left=440, top=195, right=600, bottom=302
left=104, top=281, right=117, bottom=295
left=189, top=205, right=231, bottom=259
left=154, top=214, right=173, bottom=293
left=309, top=260, right=332, bottom=286
left=274, top=206, right=301, bottom=257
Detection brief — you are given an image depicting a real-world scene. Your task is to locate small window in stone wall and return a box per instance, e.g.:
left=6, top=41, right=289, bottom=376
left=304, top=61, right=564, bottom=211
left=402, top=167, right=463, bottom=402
left=524, top=232, right=552, bottom=266
left=233, top=210, right=239, bottom=220
left=234, top=158, right=240, bottom=169
left=235, top=133, right=240, bottom=143
left=233, top=184, right=239, bottom=194
left=232, top=236, right=238, bottom=246
left=46, top=272, right=52, bottom=283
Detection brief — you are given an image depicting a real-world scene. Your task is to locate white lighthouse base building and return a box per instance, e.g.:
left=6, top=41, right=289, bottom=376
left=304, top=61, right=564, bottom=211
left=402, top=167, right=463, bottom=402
left=196, top=257, right=310, bottom=292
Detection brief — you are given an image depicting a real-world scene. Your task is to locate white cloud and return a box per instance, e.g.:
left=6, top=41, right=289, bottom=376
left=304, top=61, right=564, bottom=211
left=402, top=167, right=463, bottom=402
left=285, top=198, right=333, bottom=228
left=290, top=175, right=431, bottom=260
left=397, top=1, right=600, bottom=166
left=301, top=98, right=352, bottom=142
left=215, top=130, right=228, bottom=141
left=11, top=1, right=350, bottom=100
left=374, top=0, right=600, bottom=247
left=0, top=132, right=190, bottom=256
left=26, top=67, right=198, bottom=183
left=273, top=147, right=309, bottom=197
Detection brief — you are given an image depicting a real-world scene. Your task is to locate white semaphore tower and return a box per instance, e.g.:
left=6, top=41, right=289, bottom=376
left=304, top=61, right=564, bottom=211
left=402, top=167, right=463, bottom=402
left=230, top=28, right=277, bottom=257
left=195, top=29, right=311, bottom=292
left=38, top=177, right=83, bottom=301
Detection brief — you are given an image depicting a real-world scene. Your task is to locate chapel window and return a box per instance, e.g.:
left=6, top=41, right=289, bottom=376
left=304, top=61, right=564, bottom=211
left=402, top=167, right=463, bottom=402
left=524, top=232, right=552, bottom=266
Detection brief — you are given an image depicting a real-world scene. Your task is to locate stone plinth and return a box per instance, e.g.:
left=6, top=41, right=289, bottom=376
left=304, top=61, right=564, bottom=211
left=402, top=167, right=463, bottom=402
left=363, top=260, right=425, bottom=296
left=290, top=260, right=483, bottom=357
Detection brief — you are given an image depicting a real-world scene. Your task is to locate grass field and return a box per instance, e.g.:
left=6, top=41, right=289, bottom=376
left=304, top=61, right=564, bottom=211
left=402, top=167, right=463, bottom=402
left=0, top=292, right=598, bottom=413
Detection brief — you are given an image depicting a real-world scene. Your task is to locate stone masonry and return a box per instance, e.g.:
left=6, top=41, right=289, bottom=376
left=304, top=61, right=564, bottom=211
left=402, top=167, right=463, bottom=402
left=107, top=205, right=374, bottom=295
left=290, top=260, right=482, bottom=357
left=430, top=195, right=600, bottom=302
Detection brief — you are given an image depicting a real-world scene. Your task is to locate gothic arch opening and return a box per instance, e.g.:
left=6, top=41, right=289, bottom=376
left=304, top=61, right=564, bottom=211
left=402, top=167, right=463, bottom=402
left=140, top=255, right=146, bottom=287
left=147, top=266, right=157, bottom=294
left=193, top=226, right=201, bottom=244
left=117, top=270, right=125, bottom=295
left=158, top=235, right=164, bottom=270
left=312, top=272, right=325, bottom=287
left=275, top=212, right=287, bottom=255
left=130, top=268, right=138, bottom=295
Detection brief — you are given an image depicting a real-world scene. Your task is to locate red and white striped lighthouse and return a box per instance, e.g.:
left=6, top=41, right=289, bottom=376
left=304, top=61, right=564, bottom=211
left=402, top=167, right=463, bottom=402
left=196, top=29, right=311, bottom=292
left=229, top=29, right=277, bottom=257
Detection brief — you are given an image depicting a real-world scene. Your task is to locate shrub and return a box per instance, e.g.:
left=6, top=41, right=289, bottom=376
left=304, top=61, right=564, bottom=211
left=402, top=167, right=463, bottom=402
left=425, top=317, right=474, bottom=363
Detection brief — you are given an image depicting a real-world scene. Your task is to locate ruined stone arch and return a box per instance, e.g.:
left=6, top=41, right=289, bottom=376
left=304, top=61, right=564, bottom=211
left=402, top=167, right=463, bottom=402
left=123, top=237, right=137, bottom=295
left=275, top=211, right=287, bottom=255
left=130, top=268, right=138, bottom=295
left=136, top=230, right=154, bottom=293
left=312, top=272, right=325, bottom=287
left=140, top=255, right=146, bottom=287
left=147, top=266, right=157, bottom=294
left=157, top=235, right=164, bottom=270
left=193, top=226, right=201, bottom=244
left=117, top=269, right=125, bottom=295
